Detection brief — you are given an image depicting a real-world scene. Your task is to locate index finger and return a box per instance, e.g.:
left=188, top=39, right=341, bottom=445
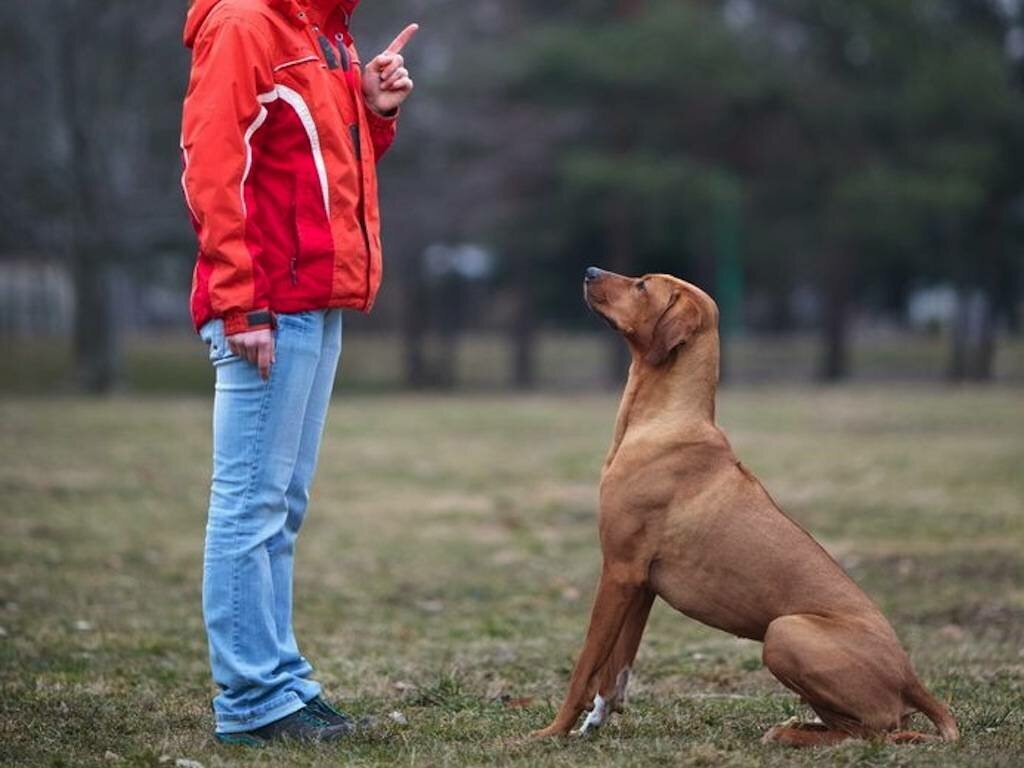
left=257, top=339, right=273, bottom=380
left=386, top=23, right=419, bottom=54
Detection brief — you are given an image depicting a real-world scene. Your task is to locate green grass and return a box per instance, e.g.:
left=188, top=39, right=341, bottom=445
left=1, top=387, right=1022, bottom=766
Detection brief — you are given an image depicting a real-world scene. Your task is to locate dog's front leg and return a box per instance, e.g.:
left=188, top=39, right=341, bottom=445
left=531, top=568, right=644, bottom=738
left=579, top=588, right=655, bottom=734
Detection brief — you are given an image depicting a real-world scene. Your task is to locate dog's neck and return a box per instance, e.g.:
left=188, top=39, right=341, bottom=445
left=604, top=331, right=720, bottom=469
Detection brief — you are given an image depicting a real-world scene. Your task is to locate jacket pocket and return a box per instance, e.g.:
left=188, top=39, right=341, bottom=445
left=272, top=54, right=320, bottom=73
left=292, top=174, right=334, bottom=284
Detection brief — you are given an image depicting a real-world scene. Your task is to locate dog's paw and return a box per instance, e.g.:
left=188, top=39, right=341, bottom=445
left=575, top=694, right=608, bottom=736
left=761, top=717, right=803, bottom=744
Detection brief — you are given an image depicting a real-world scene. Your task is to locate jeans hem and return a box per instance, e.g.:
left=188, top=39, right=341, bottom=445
left=298, top=681, right=323, bottom=705
left=214, top=692, right=307, bottom=735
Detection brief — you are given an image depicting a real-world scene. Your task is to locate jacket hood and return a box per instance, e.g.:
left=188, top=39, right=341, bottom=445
left=184, top=0, right=360, bottom=48
left=184, top=0, right=221, bottom=47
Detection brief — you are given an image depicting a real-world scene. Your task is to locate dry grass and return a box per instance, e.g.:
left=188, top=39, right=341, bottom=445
left=1, top=386, right=1022, bottom=766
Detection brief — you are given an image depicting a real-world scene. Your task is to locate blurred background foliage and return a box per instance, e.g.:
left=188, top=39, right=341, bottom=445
left=0, top=0, right=1022, bottom=392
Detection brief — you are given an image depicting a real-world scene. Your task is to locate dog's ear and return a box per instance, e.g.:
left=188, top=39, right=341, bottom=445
left=644, top=294, right=701, bottom=366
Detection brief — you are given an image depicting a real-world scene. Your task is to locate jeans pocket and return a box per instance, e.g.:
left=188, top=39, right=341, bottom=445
left=199, top=319, right=237, bottom=364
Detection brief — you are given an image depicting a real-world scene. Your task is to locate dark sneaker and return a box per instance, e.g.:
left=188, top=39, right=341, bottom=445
left=214, top=731, right=266, bottom=748
left=215, top=705, right=352, bottom=746
left=306, top=696, right=355, bottom=728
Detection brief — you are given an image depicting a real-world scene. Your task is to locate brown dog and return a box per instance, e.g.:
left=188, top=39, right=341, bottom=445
left=531, top=268, right=958, bottom=746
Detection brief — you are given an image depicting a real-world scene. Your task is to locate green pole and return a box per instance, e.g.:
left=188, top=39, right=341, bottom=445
left=714, top=194, right=743, bottom=338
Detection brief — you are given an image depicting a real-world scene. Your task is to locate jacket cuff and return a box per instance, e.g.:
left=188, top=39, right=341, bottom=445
left=367, top=105, right=399, bottom=125
left=223, top=309, right=274, bottom=336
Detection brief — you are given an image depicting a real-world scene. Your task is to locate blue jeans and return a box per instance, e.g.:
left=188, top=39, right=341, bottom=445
left=199, top=309, right=342, bottom=734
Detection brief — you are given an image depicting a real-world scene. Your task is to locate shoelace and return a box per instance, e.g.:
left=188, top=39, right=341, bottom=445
left=297, top=708, right=331, bottom=727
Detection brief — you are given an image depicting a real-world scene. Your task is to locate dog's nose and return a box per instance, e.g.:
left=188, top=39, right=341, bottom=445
left=585, top=267, right=604, bottom=282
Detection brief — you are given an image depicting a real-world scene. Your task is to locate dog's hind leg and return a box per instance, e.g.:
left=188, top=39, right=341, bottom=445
left=579, top=589, right=655, bottom=734
left=761, top=614, right=920, bottom=746
left=761, top=722, right=852, bottom=747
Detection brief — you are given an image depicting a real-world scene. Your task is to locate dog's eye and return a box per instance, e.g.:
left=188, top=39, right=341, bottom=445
left=636, top=280, right=646, bottom=292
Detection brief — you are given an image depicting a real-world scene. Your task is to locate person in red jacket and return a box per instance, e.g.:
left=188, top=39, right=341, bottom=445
left=181, top=0, right=416, bottom=744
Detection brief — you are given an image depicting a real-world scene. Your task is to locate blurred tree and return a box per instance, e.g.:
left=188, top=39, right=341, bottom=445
left=512, top=0, right=756, bottom=384
left=2, top=0, right=1021, bottom=392
left=757, top=0, right=1024, bottom=380
left=1, top=0, right=190, bottom=392
left=502, top=0, right=1024, bottom=384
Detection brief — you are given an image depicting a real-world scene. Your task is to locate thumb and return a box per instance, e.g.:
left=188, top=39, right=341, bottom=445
left=368, top=51, right=394, bottom=73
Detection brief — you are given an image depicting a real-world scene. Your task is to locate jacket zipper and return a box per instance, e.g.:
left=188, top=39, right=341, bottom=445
left=301, top=15, right=372, bottom=305
left=335, top=28, right=369, bottom=304
left=350, top=121, right=374, bottom=309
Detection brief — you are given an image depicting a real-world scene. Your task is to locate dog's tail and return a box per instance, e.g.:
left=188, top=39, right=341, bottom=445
left=906, top=678, right=959, bottom=742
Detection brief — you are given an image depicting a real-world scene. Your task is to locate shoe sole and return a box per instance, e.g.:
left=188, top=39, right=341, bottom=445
left=215, top=732, right=266, bottom=747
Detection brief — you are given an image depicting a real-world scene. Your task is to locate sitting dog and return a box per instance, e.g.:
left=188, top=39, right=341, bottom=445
left=531, top=268, right=958, bottom=746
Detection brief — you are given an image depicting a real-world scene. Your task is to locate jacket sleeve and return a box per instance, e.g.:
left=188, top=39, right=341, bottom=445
left=181, top=15, right=276, bottom=335
left=365, top=106, right=398, bottom=161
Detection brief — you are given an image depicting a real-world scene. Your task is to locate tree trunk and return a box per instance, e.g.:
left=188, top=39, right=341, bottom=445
left=998, top=258, right=1020, bottom=335
left=712, top=196, right=743, bottom=384
left=435, top=274, right=460, bottom=390
left=72, top=260, right=119, bottom=393
left=59, top=0, right=120, bottom=393
left=604, top=199, right=632, bottom=388
left=950, top=198, right=1000, bottom=382
left=949, top=287, right=995, bottom=382
left=402, top=249, right=428, bottom=388
left=819, top=250, right=850, bottom=382
left=598, top=0, right=645, bottom=388
left=511, top=254, right=535, bottom=390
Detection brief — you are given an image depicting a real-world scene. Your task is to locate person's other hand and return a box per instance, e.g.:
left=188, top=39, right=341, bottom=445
left=363, top=23, right=418, bottom=117
left=227, top=328, right=275, bottom=380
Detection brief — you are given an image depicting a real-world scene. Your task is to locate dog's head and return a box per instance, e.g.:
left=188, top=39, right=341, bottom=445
left=583, top=267, right=718, bottom=366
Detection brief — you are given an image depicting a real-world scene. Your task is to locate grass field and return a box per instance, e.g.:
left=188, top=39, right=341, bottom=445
left=1, top=387, right=1022, bottom=767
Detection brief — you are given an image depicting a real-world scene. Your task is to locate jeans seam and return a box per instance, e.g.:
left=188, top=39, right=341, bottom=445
left=228, top=361, right=278, bottom=664
left=266, top=343, right=324, bottom=560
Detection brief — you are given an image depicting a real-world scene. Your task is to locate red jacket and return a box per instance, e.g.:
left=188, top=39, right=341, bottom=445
left=182, top=0, right=396, bottom=335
